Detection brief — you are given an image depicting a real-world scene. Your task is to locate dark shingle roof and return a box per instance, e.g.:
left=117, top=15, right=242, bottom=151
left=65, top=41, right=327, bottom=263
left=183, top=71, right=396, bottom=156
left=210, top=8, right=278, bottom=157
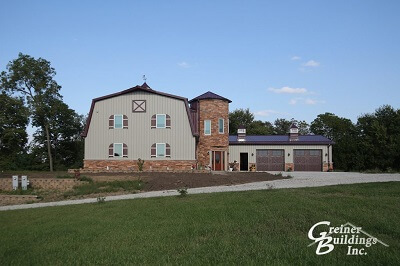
left=189, top=91, right=232, bottom=103
left=229, top=135, right=334, bottom=145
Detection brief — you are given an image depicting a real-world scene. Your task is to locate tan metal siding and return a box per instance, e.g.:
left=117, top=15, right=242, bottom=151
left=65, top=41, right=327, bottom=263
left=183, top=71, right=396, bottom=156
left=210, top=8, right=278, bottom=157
left=228, top=145, right=331, bottom=165
left=85, top=91, right=196, bottom=160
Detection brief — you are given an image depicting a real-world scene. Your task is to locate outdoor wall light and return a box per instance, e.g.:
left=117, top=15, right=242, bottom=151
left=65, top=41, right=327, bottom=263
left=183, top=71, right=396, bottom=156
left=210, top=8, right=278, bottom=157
left=251, top=153, right=254, bottom=156
left=288, top=153, right=290, bottom=157
left=207, top=151, right=210, bottom=155
left=325, top=153, right=328, bottom=157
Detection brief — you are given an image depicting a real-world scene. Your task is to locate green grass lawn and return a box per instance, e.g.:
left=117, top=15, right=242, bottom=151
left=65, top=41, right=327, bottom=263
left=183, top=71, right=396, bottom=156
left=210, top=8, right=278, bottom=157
left=0, top=182, right=399, bottom=265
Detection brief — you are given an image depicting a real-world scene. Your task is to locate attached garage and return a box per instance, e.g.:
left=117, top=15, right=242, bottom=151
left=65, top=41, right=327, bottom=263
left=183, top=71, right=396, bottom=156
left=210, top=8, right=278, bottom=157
left=256, top=149, right=285, bottom=171
left=294, top=149, right=322, bottom=171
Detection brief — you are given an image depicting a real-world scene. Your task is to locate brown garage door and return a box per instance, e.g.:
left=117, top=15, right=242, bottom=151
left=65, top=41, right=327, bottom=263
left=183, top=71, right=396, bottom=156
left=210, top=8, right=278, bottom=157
left=256, top=149, right=285, bottom=171
left=294, top=149, right=322, bottom=171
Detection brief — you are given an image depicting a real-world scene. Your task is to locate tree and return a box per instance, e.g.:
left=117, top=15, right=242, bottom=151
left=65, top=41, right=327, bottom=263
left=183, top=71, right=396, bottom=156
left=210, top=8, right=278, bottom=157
left=229, top=108, right=254, bottom=134
left=273, top=118, right=292, bottom=134
left=247, top=120, right=274, bottom=135
left=1, top=53, right=62, bottom=171
left=31, top=99, right=85, bottom=170
left=310, top=113, right=359, bottom=171
left=357, top=105, right=400, bottom=171
left=0, top=93, right=29, bottom=170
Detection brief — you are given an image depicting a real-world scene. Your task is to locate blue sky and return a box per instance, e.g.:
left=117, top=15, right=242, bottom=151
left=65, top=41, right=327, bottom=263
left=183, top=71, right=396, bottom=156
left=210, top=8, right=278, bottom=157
left=1, top=0, right=399, bottom=126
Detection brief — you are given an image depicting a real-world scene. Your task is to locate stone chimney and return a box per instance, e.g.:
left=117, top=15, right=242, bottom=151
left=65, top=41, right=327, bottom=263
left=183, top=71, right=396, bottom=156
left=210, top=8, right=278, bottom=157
left=289, top=123, right=299, bottom=141
left=237, top=125, right=246, bottom=141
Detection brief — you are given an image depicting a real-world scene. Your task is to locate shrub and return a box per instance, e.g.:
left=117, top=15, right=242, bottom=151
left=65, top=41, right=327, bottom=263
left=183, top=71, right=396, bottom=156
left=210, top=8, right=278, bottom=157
left=137, top=158, right=145, bottom=171
left=177, top=188, right=188, bottom=197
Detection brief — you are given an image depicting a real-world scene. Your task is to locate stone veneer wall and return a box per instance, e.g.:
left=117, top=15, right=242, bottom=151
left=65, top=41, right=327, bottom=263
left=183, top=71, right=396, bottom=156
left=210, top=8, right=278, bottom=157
left=196, top=99, right=229, bottom=169
left=0, top=178, right=86, bottom=191
left=84, top=159, right=196, bottom=171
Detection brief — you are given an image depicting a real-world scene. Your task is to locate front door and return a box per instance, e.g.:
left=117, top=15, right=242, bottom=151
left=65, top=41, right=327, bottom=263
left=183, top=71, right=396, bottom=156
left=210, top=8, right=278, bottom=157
left=213, top=151, right=223, bottom=171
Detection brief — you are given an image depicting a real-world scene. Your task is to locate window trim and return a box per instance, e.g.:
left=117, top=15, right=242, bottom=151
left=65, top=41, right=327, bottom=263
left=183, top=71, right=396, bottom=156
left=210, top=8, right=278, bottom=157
left=218, top=118, right=224, bottom=134
left=156, top=114, right=167, bottom=129
left=114, top=114, right=123, bottom=129
left=156, top=143, right=166, bottom=158
left=113, top=143, right=123, bottom=157
left=204, top=120, right=211, bottom=135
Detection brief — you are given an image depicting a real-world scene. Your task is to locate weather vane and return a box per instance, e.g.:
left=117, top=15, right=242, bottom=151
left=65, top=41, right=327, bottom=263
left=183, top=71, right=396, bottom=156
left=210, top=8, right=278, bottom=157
left=142, top=75, right=147, bottom=82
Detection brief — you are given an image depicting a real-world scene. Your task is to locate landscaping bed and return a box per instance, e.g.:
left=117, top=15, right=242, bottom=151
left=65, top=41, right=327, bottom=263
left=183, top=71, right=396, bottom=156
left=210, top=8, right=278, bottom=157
left=0, top=171, right=286, bottom=205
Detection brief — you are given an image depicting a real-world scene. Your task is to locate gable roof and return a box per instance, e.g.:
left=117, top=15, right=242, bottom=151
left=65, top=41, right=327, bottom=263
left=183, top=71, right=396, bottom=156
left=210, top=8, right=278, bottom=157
left=229, top=135, right=334, bottom=145
left=189, top=91, right=232, bottom=103
left=81, top=83, right=197, bottom=137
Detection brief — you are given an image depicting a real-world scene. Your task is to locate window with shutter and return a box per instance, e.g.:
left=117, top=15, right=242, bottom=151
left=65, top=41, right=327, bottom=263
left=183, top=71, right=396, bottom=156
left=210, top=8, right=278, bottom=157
left=151, top=143, right=156, bottom=157
left=156, top=143, right=166, bottom=157
left=108, top=144, right=114, bottom=157
left=114, top=115, right=123, bottom=129
left=156, top=114, right=166, bottom=128
left=109, top=115, right=114, bottom=129
left=151, top=115, right=156, bottom=128
left=114, top=143, right=123, bottom=157
left=123, top=115, right=128, bottom=129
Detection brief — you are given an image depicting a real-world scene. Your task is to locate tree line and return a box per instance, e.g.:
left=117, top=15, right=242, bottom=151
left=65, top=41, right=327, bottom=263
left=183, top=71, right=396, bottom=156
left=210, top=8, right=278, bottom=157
left=1, top=53, right=399, bottom=172
left=229, top=107, right=400, bottom=171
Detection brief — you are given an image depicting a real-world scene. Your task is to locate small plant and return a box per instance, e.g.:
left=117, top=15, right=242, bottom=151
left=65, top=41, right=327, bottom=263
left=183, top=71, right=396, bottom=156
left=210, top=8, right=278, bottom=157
left=287, top=166, right=292, bottom=172
left=97, top=196, right=106, bottom=203
left=78, top=176, right=94, bottom=183
left=177, top=187, right=188, bottom=197
left=137, top=158, right=145, bottom=172
left=250, top=164, right=256, bottom=172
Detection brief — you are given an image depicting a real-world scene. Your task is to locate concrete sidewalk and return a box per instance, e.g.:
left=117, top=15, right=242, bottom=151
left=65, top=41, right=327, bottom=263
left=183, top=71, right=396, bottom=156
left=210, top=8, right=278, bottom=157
left=1, top=172, right=400, bottom=211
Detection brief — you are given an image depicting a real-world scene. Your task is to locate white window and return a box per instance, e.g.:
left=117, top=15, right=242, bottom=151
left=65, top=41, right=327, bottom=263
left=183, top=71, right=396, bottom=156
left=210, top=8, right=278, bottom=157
left=204, top=120, right=211, bottom=135
left=114, top=143, right=123, bottom=157
left=114, top=115, right=123, bottom=129
left=156, top=143, right=166, bottom=157
left=156, top=114, right=166, bottom=128
left=218, top=118, right=224, bottom=134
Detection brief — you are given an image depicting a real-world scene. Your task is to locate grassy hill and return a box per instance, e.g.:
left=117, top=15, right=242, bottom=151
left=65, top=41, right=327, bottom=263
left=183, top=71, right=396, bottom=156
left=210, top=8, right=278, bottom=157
left=1, top=182, right=399, bottom=265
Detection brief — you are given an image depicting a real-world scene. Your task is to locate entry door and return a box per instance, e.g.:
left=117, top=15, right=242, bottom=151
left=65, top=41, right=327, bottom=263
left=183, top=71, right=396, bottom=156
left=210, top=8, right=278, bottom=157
left=213, top=151, right=223, bottom=171
left=240, top=153, right=248, bottom=171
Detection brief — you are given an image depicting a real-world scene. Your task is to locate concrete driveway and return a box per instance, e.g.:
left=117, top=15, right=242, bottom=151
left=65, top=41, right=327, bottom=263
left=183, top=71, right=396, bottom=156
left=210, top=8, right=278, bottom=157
left=1, top=172, right=399, bottom=211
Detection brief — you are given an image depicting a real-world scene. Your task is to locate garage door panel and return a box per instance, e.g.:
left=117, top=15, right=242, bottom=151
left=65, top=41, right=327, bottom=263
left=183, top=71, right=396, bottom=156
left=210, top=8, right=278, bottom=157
left=256, top=149, right=284, bottom=171
left=294, top=149, right=322, bottom=171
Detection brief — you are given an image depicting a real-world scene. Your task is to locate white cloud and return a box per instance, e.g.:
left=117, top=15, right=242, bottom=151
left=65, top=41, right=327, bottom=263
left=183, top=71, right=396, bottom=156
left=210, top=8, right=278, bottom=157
left=268, top=86, right=308, bottom=94
left=290, top=98, right=325, bottom=105
left=178, top=62, right=190, bottom=68
left=305, top=98, right=317, bottom=105
left=303, top=60, right=320, bottom=67
left=291, top=56, right=301, bottom=61
left=254, top=110, right=280, bottom=117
